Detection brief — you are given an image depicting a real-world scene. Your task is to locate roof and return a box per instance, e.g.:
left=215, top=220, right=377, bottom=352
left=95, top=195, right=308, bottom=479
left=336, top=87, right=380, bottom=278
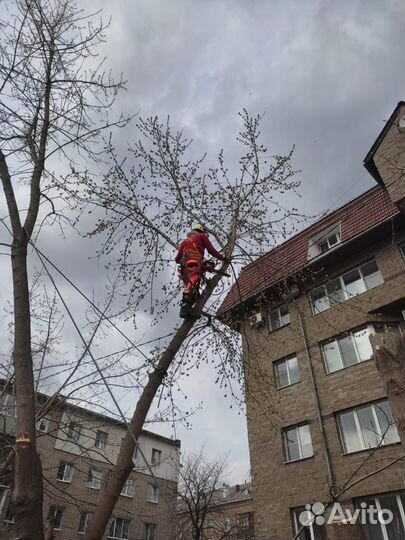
left=363, top=101, right=405, bottom=186
left=219, top=186, right=400, bottom=315
left=0, top=379, right=181, bottom=448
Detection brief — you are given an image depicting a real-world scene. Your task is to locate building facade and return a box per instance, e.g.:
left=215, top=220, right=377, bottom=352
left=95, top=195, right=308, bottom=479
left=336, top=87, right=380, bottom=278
left=0, top=386, right=180, bottom=540
left=219, top=107, right=405, bottom=540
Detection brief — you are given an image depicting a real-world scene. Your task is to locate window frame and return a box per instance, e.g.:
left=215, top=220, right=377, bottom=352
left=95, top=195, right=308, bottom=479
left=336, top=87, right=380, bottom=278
left=151, top=448, right=162, bottom=466
left=310, top=259, right=384, bottom=314
left=78, top=511, right=93, bottom=534
left=48, top=505, right=64, bottom=531
left=87, top=468, right=102, bottom=490
left=0, top=486, right=13, bottom=523
left=354, top=492, right=405, bottom=540
left=322, top=323, right=399, bottom=374
left=66, top=421, right=82, bottom=442
left=292, top=506, right=327, bottom=540
left=274, top=355, right=300, bottom=389
left=56, top=461, right=74, bottom=483
left=120, top=478, right=135, bottom=498
left=399, top=242, right=405, bottom=260
left=36, top=417, right=49, bottom=433
left=144, top=522, right=157, bottom=540
left=95, top=430, right=108, bottom=449
left=147, top=484, right=159, bottom=503
left=108, top=517, right=130, bottom=540
left=268, top=303, right=290, bottom=332
left=337, top=400, right=400, bottom=454
left=236, top=512, right=251, bottom=529
left=283, top=423, right=314, bottom=463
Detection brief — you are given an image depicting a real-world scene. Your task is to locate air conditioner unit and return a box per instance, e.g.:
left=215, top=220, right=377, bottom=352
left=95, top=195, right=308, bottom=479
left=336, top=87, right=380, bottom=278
left=249, top=312, right=264, bottom=328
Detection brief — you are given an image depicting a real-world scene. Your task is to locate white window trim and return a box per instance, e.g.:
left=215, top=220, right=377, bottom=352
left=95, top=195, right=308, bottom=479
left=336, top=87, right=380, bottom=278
left=308, top=223, right=341, bottom=260
left=268, top=304, right=290, bottom=332
left=310, top=260, right=383, bottom=314
left=151, top=448, right=162, bottom=465
left=107, top=517, right=130, bottom=540
left=56, top=462, right=74, bottom=483
left=95, top=430, right=108, bottom=449
left=66, top=422, right=81, bottom=442
left=36, top=417, right=49, bottom=433
left=87, top=469, right=102, bottom=490
left=78, top=511, right=93, bottom=535
left=275, top=356, right=299, bottom=389
left=322, top=325, right=375, bottom=373
left=120, top=479, right=135, bottom=498
left=339, top=401, right=399, bottom=453
left=283, top=424, right=313, bottom=463
left=49, top=506, right=64, bottom=531
left=399, top=242, right=405, bottom=260
left=147, top=484, right=159, bottom=503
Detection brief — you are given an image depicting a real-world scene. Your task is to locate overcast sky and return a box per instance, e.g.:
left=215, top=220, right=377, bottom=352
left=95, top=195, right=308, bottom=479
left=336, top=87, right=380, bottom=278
left=1, top=0, right=404, bottom=483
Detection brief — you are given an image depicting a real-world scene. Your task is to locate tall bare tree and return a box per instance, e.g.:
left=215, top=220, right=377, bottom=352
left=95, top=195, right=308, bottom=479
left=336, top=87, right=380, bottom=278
left=176, top=450, right=228, bottom=540
left=68, top=111, right=303, bottom=539
left=0, top=1, right=126, bottom=538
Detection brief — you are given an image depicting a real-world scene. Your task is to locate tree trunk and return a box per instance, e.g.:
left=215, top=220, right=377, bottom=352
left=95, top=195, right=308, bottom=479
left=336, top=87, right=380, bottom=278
left=370, top=332, right=405, bottom=453
left=86, top=267, right=229, bottom=540
left=11, top=238, right=44, bottom=540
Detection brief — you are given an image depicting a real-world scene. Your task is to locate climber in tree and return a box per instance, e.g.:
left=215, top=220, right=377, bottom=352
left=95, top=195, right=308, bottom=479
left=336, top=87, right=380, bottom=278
left=175, top=224, right=226, bottom=319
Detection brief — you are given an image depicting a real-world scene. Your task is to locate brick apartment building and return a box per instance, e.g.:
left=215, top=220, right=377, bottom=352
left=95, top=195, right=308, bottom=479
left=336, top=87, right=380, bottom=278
left=0, top=384, right=180, bottom=540
left=178, top=482, right=254, bottom=540
left=219, top=102, right=405, bottom=540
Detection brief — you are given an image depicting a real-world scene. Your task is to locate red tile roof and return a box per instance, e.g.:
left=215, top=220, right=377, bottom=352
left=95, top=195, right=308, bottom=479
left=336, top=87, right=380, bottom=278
left=219, top=186, right=400, bottom=315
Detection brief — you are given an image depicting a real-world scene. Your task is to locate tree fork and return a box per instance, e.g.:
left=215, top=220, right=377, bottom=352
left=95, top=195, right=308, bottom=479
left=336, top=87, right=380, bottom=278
left=86, top=263, right=230, bottom=540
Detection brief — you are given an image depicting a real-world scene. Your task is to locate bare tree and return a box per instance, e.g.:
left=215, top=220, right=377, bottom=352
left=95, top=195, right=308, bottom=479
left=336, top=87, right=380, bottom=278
left=0, top=0, right=126, bottom=537
left=66, top=111, right=303, bottom=539
left=176, top=450, right=228, bottom=540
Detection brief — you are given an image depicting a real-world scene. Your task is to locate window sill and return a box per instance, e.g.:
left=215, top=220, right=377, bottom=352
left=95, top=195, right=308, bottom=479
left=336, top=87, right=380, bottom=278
left=276, top=380, right=300, bottom=391
left=268, top=322, right=290, bottom=334
left=87, top=485, right=100, bottom=490
left=147, top=499, right=158, bottom=504
left=341, top=441, right=401, bottom=456
left=56, top=479, right=72, bottom=484
left=120, top=493, right=134, bottom=498
left=284, top=454, right=314, bottom=465
left=325, top=357, right=372, bottom=375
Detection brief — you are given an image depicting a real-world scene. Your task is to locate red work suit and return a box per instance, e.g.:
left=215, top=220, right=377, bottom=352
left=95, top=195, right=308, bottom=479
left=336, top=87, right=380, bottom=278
left=175, top=231, right=224, bottom=301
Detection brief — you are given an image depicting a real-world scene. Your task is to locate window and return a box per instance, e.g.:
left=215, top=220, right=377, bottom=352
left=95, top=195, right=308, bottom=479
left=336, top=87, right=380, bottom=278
left=87, top=468, right=102, bottom=490
left=48, top=506, right=64, bottom=530
left=399, top=242, right=405, bottom=260
left=56, top=461, right=74, bottom=483
left=283, top=424, right=313, bottom=462
left=310, top=260, right=384, bottom=314
left=121, top=478, right=135, bottom=498
left=147, top=484, right=159, bottom=503
left=95, top=430, right=108, bottom=449
left=36, top=417, right=49, bottom=433
left=237, top=513, right=252, bottom=529
left=269, top=304, right=290, bottom=331
left=151, top=448, right=161, bottom=465
left=308, top=224, right=341, bottom=259
left=355, top=492, right=405, bottom=540
left=322, top=324, right=399, bottom=373
left=78, top=511, right=93, bottom=534
left=108, top=517, right=130, bottom=540
left=0, top=486, right=13, bottom=523
left=144, top=523, right=157, bottom=540
left=0, top=393, right=14, bottom=416
left=274, top=356, right=300, bottom=388
left=338, top=400, right=400, bottom=453
left=292, top=506, right=327, bottom=540
left=66, top=421, right=81, bottom=442
left=224, top=517, right=232, bottom=531
left=207, top=519, right=215, bottom=536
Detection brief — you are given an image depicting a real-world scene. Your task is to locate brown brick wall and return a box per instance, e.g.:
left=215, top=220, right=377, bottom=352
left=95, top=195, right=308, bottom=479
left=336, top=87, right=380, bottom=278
left=374, top=103, right=405, bottom=211
left=0, top=406, right=178, bottom=540
left=243, top=238, right=405, bottom=540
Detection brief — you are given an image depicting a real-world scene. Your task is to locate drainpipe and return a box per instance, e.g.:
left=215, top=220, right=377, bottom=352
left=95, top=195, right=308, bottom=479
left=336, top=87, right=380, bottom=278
left=297, top=311, right=335, bottom=490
